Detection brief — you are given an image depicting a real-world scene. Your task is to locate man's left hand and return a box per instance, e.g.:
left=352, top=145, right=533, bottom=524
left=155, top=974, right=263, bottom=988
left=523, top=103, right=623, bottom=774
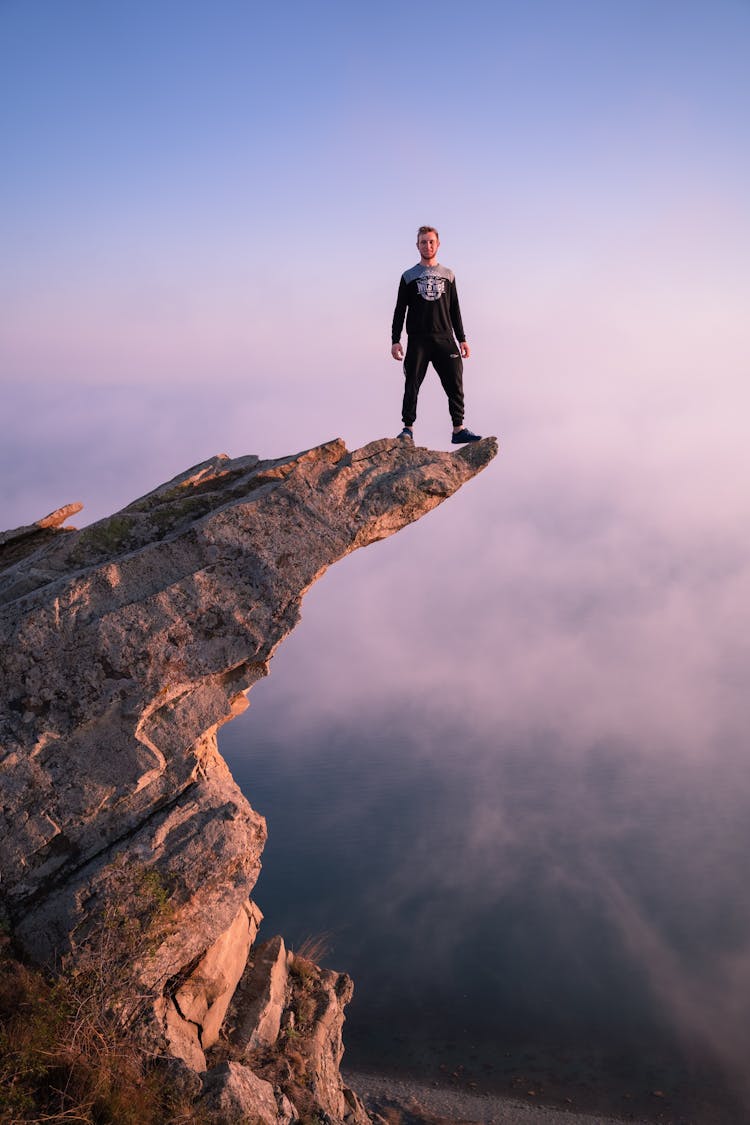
left=460, top=341, right=471, bottom=358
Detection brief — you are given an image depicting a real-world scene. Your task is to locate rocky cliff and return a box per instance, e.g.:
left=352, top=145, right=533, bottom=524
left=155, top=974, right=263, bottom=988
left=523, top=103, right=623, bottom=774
left=0, top=434, right=497, bottom=1123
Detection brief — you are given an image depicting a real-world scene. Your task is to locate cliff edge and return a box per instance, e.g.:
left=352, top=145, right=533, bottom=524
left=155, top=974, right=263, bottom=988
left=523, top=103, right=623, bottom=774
left=0, top=434, right=497, bottom=1123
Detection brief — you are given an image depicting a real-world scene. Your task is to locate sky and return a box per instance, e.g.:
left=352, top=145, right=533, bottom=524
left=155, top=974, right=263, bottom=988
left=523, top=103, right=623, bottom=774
left=3, top=0, right=750, bottom=1105
left=2, top=0, right=749, bottom=525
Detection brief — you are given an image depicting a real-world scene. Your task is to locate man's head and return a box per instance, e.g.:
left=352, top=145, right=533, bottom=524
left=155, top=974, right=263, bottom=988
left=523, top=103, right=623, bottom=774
left=417, top=226, right=440, bottom=265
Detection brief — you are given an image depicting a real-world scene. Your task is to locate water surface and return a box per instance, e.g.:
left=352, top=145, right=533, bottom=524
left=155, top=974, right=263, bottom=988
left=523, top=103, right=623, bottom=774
left=221, top=710, right=750, bottom=1123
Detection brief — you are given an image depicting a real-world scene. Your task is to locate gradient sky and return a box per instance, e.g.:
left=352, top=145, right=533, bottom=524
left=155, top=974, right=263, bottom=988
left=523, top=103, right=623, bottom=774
left=4, top=0, right=750, bottom=1100
left=3, top=0, right=749, bottom=524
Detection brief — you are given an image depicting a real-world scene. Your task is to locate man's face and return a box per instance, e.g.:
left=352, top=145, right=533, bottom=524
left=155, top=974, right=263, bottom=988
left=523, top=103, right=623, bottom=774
left=417, top=231, right=440, bottom=263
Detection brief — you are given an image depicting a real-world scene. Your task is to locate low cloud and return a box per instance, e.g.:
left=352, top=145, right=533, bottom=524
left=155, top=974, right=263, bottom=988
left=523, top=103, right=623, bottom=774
left=5, top=299, right=750, bottom=1106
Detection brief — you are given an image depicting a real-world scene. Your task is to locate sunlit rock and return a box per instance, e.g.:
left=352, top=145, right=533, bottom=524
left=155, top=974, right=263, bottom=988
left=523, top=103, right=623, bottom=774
left=232, top=934, right=290, bottom=1052
left=0, top=433, right=497, bottom=1122
left=200, top=1060, right=295, bottom=1124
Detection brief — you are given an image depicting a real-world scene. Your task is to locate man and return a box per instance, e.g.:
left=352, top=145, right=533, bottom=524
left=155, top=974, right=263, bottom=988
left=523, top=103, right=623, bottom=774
left=391, top=226, right=481, bottom=444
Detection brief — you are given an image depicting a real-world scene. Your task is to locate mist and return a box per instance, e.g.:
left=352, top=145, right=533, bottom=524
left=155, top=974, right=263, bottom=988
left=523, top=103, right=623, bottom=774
left=6, top=265, right=750, bottom=1119
left=213, top=347, right=750, bottom=1114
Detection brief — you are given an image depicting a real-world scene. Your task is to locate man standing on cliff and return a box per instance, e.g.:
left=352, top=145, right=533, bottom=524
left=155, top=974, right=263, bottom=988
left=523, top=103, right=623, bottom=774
left=391, top=226, right=481, bottom=444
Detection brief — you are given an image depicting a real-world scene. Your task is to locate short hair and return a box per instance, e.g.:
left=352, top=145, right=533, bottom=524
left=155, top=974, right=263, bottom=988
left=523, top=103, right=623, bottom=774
left=417, top=225, right=439, bottom=240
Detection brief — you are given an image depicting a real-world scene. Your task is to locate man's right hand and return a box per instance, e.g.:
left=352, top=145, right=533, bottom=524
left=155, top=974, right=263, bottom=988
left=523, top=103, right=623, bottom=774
left=391, top=343, right=404, bottom=361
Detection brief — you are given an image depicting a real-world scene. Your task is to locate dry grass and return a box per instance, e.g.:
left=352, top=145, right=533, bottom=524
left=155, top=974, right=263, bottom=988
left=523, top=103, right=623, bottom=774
left=0, top=942, right=202, bottom=1123
left=0, top=889, right=345, bottom=1123
left=0, top=861, right=206, bottom=1124
left=291, top=933, right=331, bottom=966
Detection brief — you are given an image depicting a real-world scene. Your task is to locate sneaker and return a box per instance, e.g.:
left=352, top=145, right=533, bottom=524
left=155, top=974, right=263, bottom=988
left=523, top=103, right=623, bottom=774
left=398, top=427, right=414, bottom=440
left=451, top=427, right=481, bottom=444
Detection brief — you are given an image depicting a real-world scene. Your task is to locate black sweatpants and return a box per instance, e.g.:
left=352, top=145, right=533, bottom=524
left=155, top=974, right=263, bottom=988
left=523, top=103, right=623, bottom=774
left=402, top=334, right=464, bottom=428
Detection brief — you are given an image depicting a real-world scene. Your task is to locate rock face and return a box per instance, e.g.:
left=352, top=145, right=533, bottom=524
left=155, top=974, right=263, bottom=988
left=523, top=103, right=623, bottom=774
left=0, top=434, right=497, bottom=1122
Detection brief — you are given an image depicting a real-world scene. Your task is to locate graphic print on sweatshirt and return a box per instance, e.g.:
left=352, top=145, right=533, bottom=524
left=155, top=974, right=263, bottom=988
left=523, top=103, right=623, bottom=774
left=402, top=263, right=455, bottom=302
left=417, top=270, right=446, bottom=301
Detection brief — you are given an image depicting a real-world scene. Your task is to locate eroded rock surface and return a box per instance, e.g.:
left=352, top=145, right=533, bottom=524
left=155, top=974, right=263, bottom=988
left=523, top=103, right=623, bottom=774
left=232, top=934, right=290, bottom=1052
left=201, top=1060, right=296, bottom=1124
left=0, top=434, right=497, bottom=1123
left=233, top=944, right=370, bottom=1124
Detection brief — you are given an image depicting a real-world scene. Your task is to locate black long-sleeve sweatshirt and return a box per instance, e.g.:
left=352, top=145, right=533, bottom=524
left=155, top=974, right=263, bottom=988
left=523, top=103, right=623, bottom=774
left=391, top=263, right=466, bottom=344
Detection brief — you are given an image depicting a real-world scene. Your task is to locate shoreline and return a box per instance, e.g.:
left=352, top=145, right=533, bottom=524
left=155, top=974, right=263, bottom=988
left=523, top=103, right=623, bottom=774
left=345, top=1069, right=648, bottom=1125
left=344, top=1063, right=748, bottom=1125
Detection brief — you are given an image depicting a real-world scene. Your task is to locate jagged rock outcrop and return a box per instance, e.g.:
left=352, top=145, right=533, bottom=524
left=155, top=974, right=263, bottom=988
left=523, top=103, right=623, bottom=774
left=0, top=434, right=497, bottom=1122
left=231, top=944, right=370, bottom=1124
left=232, top=934, right=290, bottom=1051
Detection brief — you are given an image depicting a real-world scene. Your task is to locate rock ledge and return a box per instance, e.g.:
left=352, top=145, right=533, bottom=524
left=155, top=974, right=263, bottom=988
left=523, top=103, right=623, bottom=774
left=0, top=434, right=497, bottom=1123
